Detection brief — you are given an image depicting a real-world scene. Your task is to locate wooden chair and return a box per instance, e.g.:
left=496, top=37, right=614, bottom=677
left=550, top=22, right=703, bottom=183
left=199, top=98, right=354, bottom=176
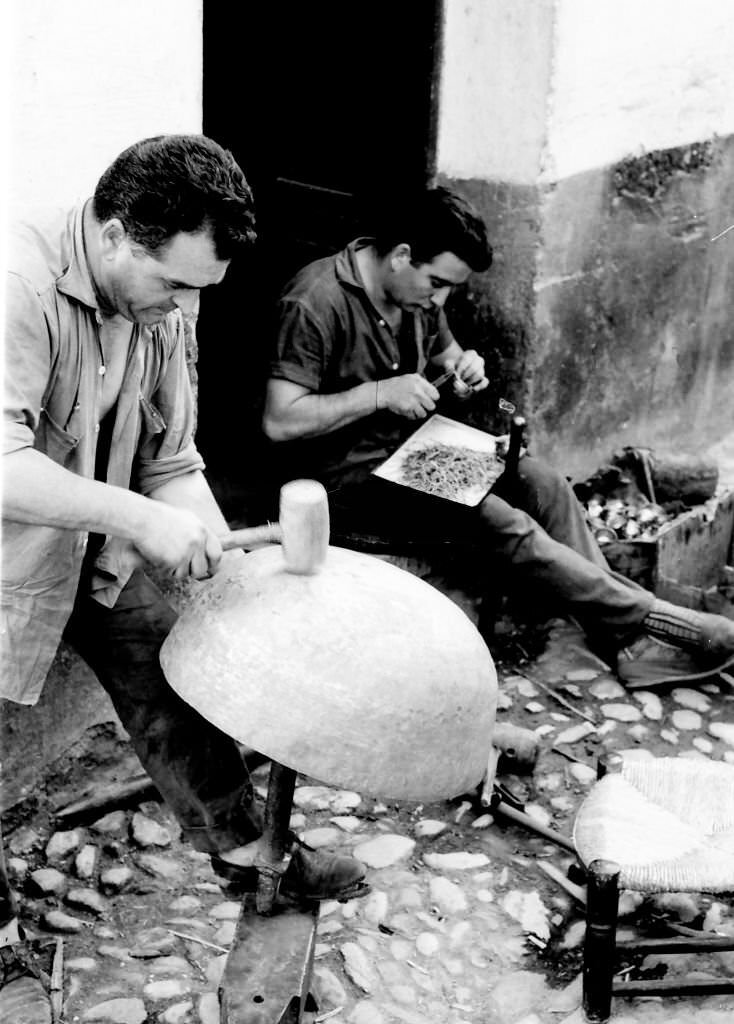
left=573, top=751, right=734, bottom=1021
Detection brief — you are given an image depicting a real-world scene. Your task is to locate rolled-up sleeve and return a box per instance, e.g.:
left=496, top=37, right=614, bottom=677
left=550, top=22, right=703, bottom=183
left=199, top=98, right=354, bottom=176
left=135, top=313, right=205, bottom=495
left=3, top=273, right=52, bottom=454
left=270, top=298, right=329, bottom=391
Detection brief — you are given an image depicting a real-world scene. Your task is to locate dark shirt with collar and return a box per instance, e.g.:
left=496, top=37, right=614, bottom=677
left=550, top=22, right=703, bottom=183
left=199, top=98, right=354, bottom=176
left=270, top=237, right=452, bottom=491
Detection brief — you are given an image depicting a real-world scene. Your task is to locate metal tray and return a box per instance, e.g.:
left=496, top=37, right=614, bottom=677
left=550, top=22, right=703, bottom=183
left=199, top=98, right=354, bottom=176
left=373, top=414, right=502, bottom=507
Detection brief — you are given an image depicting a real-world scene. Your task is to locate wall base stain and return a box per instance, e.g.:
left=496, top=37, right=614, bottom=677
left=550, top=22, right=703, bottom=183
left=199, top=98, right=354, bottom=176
left=442, top=134, right=734, bottom=479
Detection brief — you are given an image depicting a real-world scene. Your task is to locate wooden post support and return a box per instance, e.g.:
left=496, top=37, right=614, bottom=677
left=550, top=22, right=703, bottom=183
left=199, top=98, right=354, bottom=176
left=582, top=859, right=620, bottom=1023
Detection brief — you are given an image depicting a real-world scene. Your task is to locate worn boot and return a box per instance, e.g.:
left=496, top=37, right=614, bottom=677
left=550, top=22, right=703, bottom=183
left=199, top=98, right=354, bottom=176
left=0, top=940, right=52, bottom=1024
left=212, top=835, right=370, bottom=902
left=616, top=598, right=734, bottom=688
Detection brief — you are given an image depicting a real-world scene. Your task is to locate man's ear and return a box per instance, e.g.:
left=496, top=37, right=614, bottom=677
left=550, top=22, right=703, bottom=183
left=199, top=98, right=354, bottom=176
left=389, top=242, right=411, bottom=272
left=99, top=218, right=127, bottom=259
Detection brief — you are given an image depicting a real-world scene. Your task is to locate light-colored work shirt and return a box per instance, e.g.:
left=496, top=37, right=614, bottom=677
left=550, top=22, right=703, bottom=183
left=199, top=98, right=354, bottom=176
left=2, top=202, right=205, bottom=705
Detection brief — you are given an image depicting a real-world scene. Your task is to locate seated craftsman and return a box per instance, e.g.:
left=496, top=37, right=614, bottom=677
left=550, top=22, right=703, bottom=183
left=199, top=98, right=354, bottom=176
left=262, top=185, right=734, bottom=689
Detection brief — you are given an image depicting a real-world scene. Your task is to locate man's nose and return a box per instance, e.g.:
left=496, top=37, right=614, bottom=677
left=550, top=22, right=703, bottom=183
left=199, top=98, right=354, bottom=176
left=430, top=286, right=451, bottom=309
left=172, top=290, right=200, bottom=316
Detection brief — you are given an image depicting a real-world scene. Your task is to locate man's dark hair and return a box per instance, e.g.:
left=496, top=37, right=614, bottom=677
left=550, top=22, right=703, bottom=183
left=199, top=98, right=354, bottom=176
left=371, top=186, right=492, bottom=272
left=93, top=134, right=256, bottom=259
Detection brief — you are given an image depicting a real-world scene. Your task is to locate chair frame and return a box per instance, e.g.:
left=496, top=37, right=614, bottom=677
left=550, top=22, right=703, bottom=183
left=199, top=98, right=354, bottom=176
left=581, top=752, right=734, bottom=1022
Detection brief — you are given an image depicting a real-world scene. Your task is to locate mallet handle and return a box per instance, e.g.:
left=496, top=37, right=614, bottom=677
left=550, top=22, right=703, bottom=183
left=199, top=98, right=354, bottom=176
left=220, top=523, right=282, bottom=551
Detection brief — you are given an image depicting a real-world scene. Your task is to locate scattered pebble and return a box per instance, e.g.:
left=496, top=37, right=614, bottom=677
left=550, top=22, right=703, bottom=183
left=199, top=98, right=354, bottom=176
left=429, top=876, right=467, bottom=914
left=567, top=763, right=596, bottom=785
left=471, top=814, right=493, bottom=829
left=709, top=722, right=734, bottom=746
left=671, top=709, right=702, bottom=731
left=293, top=786, right=334, bottom=810
left=671, top=687, right=712, bottom=712
left=589, top=679, right=626, bottom=699
left=99, top=867, right=134, bottom=894
left=66, top=887, right=108, bottom=916
left=331, top=815, right=363, bottom=832
left=75, top=844, right=99, bottom=880
left=330, top=791, right=362, bottom=814
left=29, top=867, right=67, bottom=896
left=500, top=890, right=550, bottom=941
left=565, top=668, right=600, bottom=683
left=46, top=829, right=84, bottom=861
left=423, top=852, right=490, bottom=871
left=131, top=812, right=171, bottom=848
left=555, top=722, right=596, bottom=745
left=415, top=931, right=441, bottom=956
left=341, top=941, right=377, bottom=992
left=90, top=811, right=127, bottom=834
left=601, top=703, right=641, bottom=722
left=353, top=834, right=415, bottom=868
left=143, top=977, right=191, bottom=1000
left=42, top=909, right=86, bottom=933
left=81, top=997, right=147, bottom=1023
left=301, top=826, right=342, bottom=848
left=632, top=690, right=663, bottom=720
left=413, top=819, right=447, bottom=839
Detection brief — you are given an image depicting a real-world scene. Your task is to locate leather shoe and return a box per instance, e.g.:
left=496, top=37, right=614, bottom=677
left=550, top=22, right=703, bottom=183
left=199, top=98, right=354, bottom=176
left=212, top=837, right=370, bottom=903
left=0, top=944, right=52, bottom=1024
left=616, top=633, right=734, bottom=689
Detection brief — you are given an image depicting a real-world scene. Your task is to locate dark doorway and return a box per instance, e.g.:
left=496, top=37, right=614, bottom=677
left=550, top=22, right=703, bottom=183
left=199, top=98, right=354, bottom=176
left=197, top=1, right=442, bottom=522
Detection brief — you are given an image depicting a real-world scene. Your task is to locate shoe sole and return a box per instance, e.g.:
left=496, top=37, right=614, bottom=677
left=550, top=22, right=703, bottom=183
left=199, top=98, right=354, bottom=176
left=212, top=858, right=371, bottom=903
left=620, top=651, right=734, bottom=690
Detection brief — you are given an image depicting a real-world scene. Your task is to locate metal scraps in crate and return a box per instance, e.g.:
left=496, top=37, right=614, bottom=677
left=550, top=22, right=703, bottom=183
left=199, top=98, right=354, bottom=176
left=585, top=497, right=673, bottom=545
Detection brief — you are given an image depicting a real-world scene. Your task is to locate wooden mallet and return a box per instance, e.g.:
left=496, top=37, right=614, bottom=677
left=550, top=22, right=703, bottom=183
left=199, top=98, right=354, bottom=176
left=220, top=478, right=329, bottom=575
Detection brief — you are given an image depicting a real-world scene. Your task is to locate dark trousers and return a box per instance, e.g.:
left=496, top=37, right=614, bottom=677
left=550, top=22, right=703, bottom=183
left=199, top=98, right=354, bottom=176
left=62, top=568, right=263, bottom=855
left=328, top=456, right=654, bottom=647
left=1, top=569, right=263, bottom=927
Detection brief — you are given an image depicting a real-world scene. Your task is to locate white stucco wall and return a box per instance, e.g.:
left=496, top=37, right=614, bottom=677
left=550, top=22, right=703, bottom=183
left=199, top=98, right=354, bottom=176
left=437, top=0, right=734, bottom=185
left=437, top=0, right=556, bottom=185
left=7, top=0, right=203, bottom=207
left=544, top=0, right=734, bottom=182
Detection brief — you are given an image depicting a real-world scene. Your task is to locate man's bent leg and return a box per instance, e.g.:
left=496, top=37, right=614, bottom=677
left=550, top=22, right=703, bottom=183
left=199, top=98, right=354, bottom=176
left=477, top=488, right=654, bottom=644
left=64, top=570, right=262, bottom=854
left=493, top=457, right=608, bottom=567
left=479, top=472, right=734, bottom=683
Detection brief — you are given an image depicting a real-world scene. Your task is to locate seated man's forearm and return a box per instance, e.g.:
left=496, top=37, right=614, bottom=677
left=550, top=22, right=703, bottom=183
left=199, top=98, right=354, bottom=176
left=263, top=379, right=378, bottom=441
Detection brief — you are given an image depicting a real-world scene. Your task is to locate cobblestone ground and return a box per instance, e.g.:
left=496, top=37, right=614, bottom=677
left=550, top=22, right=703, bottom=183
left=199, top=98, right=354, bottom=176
left=5, top=620, right=734, bottom=1024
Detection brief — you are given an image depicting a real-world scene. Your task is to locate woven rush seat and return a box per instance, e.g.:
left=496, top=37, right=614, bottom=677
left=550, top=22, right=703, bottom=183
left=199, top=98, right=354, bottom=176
left=573, top=751, right=734, bottom=1021
left=574, top=756, right=734, bottom=893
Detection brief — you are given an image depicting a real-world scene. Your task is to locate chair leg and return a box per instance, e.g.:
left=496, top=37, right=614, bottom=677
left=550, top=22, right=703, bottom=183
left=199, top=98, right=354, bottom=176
left=583, top=859, right=621, bottom=1023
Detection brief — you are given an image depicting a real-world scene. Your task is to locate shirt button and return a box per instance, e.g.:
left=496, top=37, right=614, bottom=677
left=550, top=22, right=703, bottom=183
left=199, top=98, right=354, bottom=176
left=95, top=423, right=100, bottom=433
left=391, top=362, right=399, bottom=370
left=98, top=365, right=106, bottom=376
left=378, top=319, right=386, bottom=327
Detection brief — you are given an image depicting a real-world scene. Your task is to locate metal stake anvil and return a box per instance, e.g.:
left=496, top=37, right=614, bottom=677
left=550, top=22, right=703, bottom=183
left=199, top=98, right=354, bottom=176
left=218, top=760, right=321, bottom=1024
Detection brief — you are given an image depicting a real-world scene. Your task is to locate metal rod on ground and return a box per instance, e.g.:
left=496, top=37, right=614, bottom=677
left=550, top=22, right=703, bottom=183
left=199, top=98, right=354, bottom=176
left=255, top=761, right=298, bottom=914
left=50, top=936, right=64, bottom=1024
left=493, top=799, right=577, bottom=853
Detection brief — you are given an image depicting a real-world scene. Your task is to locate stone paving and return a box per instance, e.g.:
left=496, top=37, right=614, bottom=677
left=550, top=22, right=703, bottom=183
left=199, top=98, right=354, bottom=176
left=5, top=619, right=734, bottom=1024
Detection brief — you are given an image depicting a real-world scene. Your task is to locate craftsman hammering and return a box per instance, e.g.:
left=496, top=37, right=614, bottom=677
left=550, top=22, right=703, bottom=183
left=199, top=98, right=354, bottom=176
left=263, top=185, right=734, bottom=690
left=0, top=135, right=367, bottom=1012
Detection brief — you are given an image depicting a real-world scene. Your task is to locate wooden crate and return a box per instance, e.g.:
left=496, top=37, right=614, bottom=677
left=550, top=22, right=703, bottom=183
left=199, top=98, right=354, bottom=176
left=602, top=489, right=734, bottom=609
